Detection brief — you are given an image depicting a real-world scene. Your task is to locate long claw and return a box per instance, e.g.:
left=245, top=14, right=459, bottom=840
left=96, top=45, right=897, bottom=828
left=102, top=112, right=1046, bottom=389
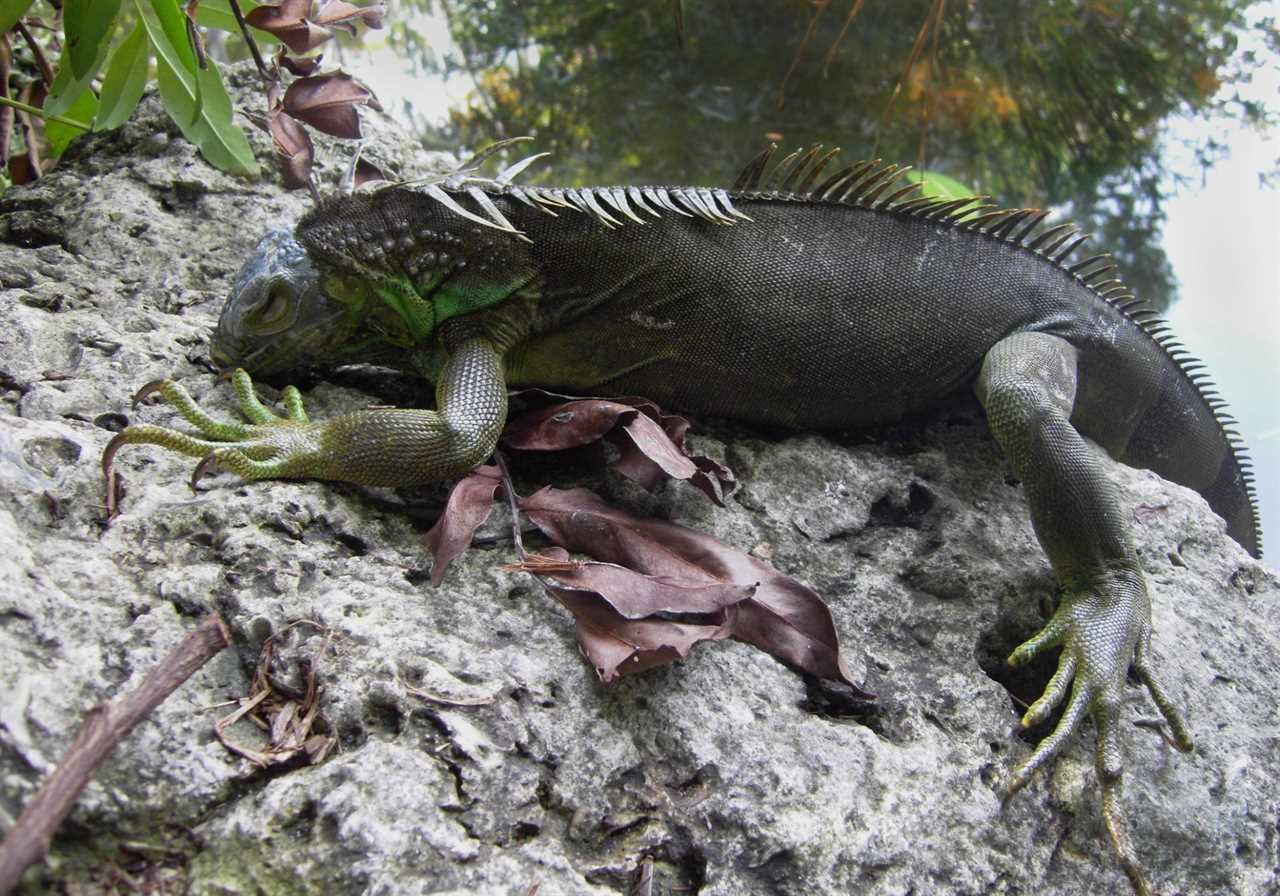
left=104, top=469, right=124, bottom=521
left=102, top=430, right=131, bottom=479
left=131, top=379, right=168, bottom=405
left=1096, top=698, right=1154, bottom=896
left=192, top=452, right=220, bottom=491
left=1009, top=612, right=1068, bottom=666
left=1134, top=630, right=1193, bottom=752
left=1103, top=785, right=1155, bottom=896
left=1008, top=679, right=1091, bottom=795
left=1021, top=652, right=1076, bottom=727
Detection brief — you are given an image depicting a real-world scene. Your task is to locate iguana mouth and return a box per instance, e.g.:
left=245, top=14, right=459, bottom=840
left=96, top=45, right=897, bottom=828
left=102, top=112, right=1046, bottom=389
left=212, top=306, right=348, bottom=375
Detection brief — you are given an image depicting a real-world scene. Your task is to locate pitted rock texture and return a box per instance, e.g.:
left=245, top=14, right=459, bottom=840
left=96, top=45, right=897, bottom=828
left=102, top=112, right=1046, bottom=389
left=1, top=68, right=1277, bottom=896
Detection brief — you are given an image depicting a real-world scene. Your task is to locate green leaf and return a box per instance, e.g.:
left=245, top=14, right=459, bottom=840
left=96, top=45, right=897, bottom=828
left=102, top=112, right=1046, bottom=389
left=44, top=34, right=112, bottom=118
left=196, top=0, right=269, bottom=34
left=0, top=0, right=34, bottom=37
left=64, top=0, right=124, bottom=79
left=46, top=88, right=96, bottom=155
left=95, top=19, right=151, bottom=130
left=136, top=0, right=258, bottom=175
left=904, top=169, right=978, bottom=201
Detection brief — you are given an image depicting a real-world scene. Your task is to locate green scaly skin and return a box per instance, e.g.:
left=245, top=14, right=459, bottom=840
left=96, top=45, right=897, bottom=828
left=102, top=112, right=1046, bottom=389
left=104, top=152, right=1262, bottom=895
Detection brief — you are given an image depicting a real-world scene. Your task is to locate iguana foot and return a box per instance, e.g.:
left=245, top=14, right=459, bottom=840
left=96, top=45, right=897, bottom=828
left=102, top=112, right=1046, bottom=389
left=1005, top=572, right=1192, bottom=896
left=103, top=369, right=324, bottom=517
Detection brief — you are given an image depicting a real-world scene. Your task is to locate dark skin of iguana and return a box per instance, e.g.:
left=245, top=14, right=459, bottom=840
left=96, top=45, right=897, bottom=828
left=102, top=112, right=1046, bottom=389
left=107, top=153, right=1260, bottom=896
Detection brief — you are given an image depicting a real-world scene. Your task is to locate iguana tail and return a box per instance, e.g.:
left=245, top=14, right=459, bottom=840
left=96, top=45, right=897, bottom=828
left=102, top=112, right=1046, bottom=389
left=1076, top=315, right=1261, bottom=559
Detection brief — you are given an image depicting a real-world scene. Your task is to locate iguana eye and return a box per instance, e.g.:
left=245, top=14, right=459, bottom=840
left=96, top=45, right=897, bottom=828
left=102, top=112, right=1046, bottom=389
left=254, top=282, right=292, bottom=329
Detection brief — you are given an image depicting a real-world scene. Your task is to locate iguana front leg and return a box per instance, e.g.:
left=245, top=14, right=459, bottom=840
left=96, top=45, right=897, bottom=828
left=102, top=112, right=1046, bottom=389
left=975, top=331, right=1192, bottom=896
left=104, top=324, right=507, bottom=512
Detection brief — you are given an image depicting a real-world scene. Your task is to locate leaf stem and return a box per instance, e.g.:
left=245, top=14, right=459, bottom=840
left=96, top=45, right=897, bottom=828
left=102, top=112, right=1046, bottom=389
left=493, top=450, right=528, bottom=560
left=227, top=0, right=273, bottom=83
left=14, top=20, right=52, bottom=86
left=0, top=94, right=89, bottom=131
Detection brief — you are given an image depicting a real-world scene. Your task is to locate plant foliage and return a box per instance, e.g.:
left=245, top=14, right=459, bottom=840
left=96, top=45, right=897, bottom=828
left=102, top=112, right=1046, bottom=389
left=0, top=0, right=384, bottom=188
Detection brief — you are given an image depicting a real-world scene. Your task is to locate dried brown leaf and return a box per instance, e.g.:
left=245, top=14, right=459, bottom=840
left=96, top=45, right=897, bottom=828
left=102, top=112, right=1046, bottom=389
left=609, top=396, right=735, bottom=503
left=502, top=396, right=630, bottom=450
left=353, top=156, right=388, bottom=187
left=314, top=1, right=385, bottom=29
left=518, top=487, right=867, bottom=693
left=7, top=152, right=35, bottom=185
left=536, top=549, right=735, bottom=682
left=538, top=557, right=754, bottom=620
left=277, top=51, right=324, bottom=77
left=282, top=70, right=380, bottom=139
left=503, top=391, right=734, bottom=504
left=423, top=464, right=502, bottom=585
left=268, top=104, right=313, bottom=188
left=245, top=1, right=333, bottom=55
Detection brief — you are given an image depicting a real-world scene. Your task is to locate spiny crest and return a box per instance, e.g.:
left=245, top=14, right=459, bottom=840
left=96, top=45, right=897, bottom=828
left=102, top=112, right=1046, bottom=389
left=360, top=136, right=754, bottom=240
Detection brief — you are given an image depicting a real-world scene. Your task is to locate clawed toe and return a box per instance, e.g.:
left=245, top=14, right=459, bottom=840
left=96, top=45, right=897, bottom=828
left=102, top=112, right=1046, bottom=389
left=103, top=370, right=313, bottom=517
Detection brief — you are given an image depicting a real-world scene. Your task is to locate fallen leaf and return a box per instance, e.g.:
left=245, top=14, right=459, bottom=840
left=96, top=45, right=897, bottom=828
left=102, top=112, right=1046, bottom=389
left=277, top=50, right=324, bottom=77
left=518, top=487, right=866, bottom=692
left=503, top=390, right=735, bottom=504
left=528, top=548, right=737, bottom=682
left=423, top=464, right=502, bottom=585
left=353, top=156, right=387, bottom=187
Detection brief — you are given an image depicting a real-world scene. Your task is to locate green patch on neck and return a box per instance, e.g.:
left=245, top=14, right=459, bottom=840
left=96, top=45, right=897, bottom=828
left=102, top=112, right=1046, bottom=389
left=336, top=270, right=533, bottom=359
left=428, top=276, right=528, bottom=330
left=374, top=279, right=436, bottom=343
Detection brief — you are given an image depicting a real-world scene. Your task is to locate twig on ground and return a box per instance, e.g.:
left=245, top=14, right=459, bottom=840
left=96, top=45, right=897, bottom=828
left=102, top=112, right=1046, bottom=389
left=0, top=614, right=231, bottom=894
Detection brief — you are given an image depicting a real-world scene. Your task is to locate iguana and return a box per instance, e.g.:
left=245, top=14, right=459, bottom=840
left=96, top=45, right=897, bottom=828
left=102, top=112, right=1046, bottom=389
left=104, top=143, right=1261, bottom=895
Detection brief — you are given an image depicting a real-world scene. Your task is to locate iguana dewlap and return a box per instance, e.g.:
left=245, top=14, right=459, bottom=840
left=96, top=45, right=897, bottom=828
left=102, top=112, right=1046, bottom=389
left=106, top=144, right=1260, bottom=896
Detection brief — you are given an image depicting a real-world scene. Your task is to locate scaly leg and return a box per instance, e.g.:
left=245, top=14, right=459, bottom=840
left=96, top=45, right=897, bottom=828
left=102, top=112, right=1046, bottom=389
left=975, top=332, right=1192, bottom=896
left=104, top=328, right=508, bottom=517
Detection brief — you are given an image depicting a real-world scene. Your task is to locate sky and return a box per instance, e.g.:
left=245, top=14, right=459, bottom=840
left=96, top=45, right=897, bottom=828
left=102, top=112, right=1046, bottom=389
left=349, top=4, right=1280, bottom=554
left=1162, top=2, right=1279, bottom=549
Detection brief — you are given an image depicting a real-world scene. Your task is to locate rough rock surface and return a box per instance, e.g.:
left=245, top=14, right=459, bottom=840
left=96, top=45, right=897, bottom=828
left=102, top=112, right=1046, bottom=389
left=1, top=70, right=1277, bottom=896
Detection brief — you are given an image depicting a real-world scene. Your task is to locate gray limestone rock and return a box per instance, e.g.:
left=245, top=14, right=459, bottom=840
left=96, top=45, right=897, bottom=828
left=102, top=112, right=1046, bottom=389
left=0, top=68, right=1277, bottom=896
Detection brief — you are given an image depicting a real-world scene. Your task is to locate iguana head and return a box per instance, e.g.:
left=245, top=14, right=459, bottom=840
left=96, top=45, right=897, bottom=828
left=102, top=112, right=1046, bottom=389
left=211, top=228, right=357, bottom=376
left=213, top=190, right=541, bottom=378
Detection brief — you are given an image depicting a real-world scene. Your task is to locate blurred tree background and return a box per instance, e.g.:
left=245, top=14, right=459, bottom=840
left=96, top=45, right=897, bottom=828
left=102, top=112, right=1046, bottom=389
left=376, top=0, right=1274, bottom=309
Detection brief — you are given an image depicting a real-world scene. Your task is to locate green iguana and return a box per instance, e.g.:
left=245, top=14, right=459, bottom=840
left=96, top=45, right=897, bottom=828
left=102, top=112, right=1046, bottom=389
left=104, top=143, right=1261, bottom=895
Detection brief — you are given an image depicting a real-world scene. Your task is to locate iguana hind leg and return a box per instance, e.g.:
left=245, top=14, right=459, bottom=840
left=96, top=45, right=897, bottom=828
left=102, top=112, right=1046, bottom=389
left=104, top=328, right=508, bottom=515
left=975, top=331, right=1192, bottom=896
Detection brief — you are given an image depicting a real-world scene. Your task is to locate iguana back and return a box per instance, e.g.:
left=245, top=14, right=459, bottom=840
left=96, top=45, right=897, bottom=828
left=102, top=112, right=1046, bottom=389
left=297, top=159, right=1258, bottom=556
